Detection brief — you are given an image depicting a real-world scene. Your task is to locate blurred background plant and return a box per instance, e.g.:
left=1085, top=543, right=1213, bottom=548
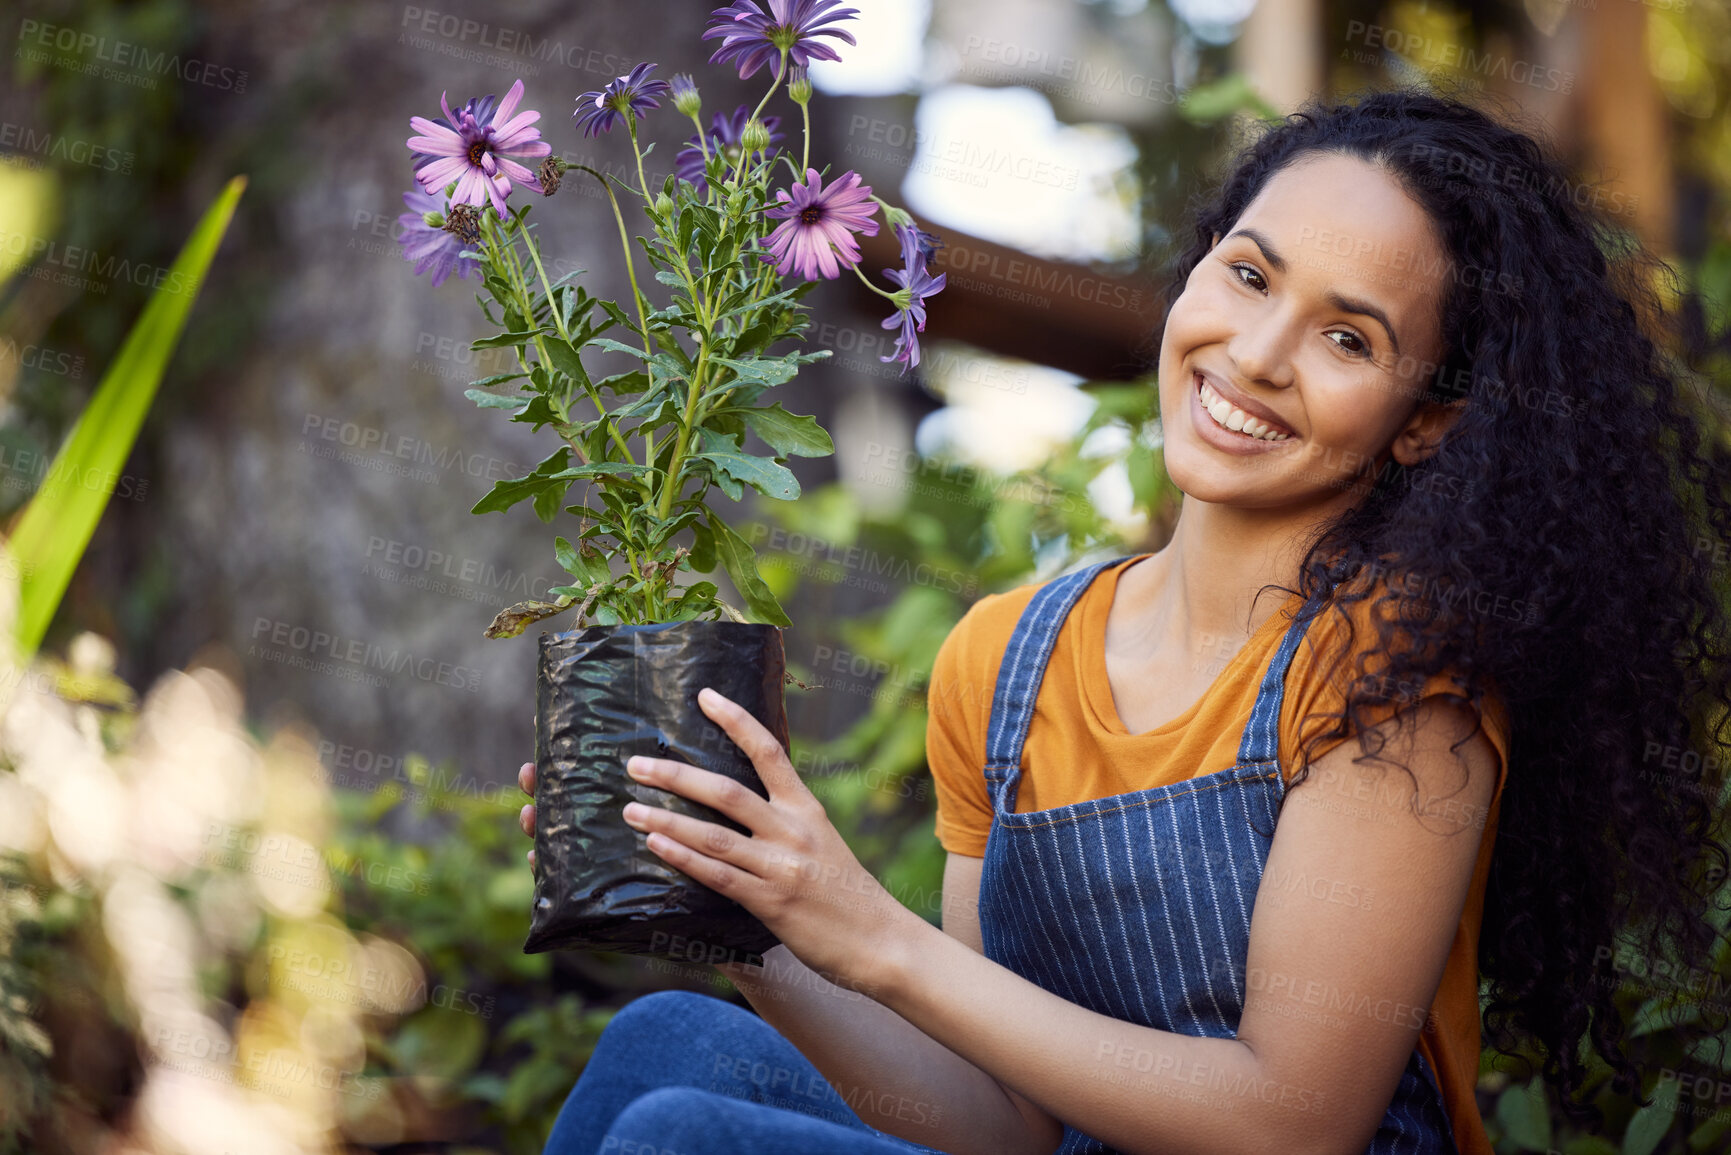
left=7, top=0, right=1731, bottom=1151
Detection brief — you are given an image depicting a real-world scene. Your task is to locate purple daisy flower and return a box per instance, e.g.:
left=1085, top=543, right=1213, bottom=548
left=879, top=223, right=946, bottom=371
left=573, top=62, right=673, bottom=137
left=407, top=78, right=551, bottom=217
left=674, top=106, right=785, bottom=195
left=397, top=187, right=477, bottom=288
left=409, top=93, right=498, bottom=177
left=702, top=0, right=860, bottom=81
left=763, top=167, right=878, bottom=281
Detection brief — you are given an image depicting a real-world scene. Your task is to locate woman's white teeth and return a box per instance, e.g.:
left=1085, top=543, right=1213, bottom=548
left=1199, top=380, right=1290, bottom=441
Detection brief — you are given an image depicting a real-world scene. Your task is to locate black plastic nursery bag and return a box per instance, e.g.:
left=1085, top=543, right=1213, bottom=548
left=524, top=620, right=786, bottom=965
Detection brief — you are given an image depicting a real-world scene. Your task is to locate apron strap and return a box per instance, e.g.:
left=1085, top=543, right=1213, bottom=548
left=1233, top=590, right=1332, bottom=769
left=983, top=555, right=1136, bottom=780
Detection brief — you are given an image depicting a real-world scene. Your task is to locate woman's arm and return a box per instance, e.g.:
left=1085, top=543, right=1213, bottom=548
left=860, top=697, right=1498, bottom=1155
left=612, top=690, right=1497, bottom=1155
left=712, top=853, right=1063, bottom=1155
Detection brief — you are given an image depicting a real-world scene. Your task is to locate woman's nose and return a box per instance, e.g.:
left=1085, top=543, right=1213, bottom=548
left=1225, top=316, right=1297, bottom=390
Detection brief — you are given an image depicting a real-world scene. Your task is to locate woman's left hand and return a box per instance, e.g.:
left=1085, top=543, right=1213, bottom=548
left=621, top=686, right=923, bottom=996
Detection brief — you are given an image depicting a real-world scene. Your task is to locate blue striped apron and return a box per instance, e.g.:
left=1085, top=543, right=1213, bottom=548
left=976, top=555, right=1458, bottom=1154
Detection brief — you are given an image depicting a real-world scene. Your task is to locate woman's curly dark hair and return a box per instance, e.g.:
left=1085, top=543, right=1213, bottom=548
left=1153, top=87, right=1731, bottom=1129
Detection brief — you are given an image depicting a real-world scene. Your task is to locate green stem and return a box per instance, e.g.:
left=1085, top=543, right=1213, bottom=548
left=748, top=55, right=786, bottom=125
left=656, top=344, right=710, bottom=521
left=521, top=224, right=572, bottom=345
left=627, top=117, right=655, bottom=205
left=580, top=166, right=660, bottom=468
left=850, top=260, right=904, bottom=303
left=801, top=99, right=810, bottom=172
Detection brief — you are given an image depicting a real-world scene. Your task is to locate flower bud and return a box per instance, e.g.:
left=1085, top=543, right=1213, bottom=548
left=654, top=192, right=675, bottom=218
left=670, top=72, right=701, bottom=118
left=787, top=65, right=812, bottom=106
left=422, top=210, right=445, bottom=228
left=880, top=202, right=913, bottom=228
left=740, top=118, right=772, bottom=153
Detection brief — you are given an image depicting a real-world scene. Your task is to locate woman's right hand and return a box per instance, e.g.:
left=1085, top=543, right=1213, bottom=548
left=521, top=756, right=768, bottom=982
left=517, top=760, right=536, bottom=870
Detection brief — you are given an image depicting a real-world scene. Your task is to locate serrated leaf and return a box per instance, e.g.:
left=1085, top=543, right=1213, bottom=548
left=464, top=389, right=527, bottom=409
left=548, top=462, right=657, bottom=481
left=470, top=448, right=570, bottom=516
left=472, top=329, right=546, bottom=349
left=542, top=337, right=590, bottom=386
left=713, top=354, right=802, bottom=388
left=708, top=512, right=790, bottom=626
left=595, top=370, right=649, bottom=395
left=693, top=428, right=799, bottom=500
left=730, top=403, right=833, bottom=457
left=511, top=395, right=560, bottom=431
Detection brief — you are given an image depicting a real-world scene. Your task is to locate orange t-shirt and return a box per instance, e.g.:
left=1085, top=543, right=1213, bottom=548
left=926, top=552, right=1508, bottom=1155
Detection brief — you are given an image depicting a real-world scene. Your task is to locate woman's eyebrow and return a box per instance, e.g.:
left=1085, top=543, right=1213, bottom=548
left=1226, top=226, right=1402, bottom=356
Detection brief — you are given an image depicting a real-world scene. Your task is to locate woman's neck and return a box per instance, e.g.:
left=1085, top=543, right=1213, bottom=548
left=1119, top=496, right=1330, bottom=655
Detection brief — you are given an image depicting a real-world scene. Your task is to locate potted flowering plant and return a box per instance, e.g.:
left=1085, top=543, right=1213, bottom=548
left=397, top=0, right=944, bottom=962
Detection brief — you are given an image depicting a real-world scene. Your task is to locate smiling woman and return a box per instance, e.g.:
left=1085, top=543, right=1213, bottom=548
left=518, top=88, right=1731, bottom=1155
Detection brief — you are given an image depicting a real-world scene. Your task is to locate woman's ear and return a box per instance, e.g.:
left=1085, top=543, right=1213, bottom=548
left=1390, top=397, right=1469, bottom=467
left=1210, top=231, right=1221, bottom=249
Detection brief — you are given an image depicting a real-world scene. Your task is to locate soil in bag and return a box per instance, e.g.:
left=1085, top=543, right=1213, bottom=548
left=525, top=620, right=786, bottom=966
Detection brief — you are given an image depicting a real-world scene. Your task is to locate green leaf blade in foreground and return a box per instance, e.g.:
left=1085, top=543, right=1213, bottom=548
left=707, top=512, right=790, bottom=627
left=9, top=175, right=247, bottom=658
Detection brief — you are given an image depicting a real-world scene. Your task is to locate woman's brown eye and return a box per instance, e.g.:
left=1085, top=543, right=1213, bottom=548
left=1232, top=263, right=1265, bottom=291
left=1329, top=330, right=1368, bottom=355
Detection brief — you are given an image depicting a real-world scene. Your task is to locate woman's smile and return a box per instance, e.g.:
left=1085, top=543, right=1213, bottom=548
left=1189, top=370, right=1298, bottom=454
left=1194, top=370, right=1295, bottom=442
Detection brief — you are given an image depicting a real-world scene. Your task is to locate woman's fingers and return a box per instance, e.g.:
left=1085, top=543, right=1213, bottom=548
left=622, top=800, right=770, bottom=879
left=518, top=761, right=537, bottom=838
left=626, top=753, right=789, bottom=841
left=694, top=688, right=812, bottom=809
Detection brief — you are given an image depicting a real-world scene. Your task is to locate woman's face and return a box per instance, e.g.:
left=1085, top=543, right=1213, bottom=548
left=1157, top=151, right=1458, bottom=509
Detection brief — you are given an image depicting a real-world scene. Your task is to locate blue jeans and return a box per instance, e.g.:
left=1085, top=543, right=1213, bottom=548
left=543, top=989, right=954, bottom=1155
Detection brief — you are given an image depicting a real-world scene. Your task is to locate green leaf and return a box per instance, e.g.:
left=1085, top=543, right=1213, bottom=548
left=730, top=403, right=834, bottom=457
left=713, top=354, right=802, bottom=388
left=548, top=462, right=657, bottom=481
left=465, top=389, right=526, bottom=409
left=667, top=581, right=719, bottom=620
left=594, top=370, right=649, bottom=395
left=689, top=518, right=716, bottom=573
left=1178, top=73, right=1281, bottom=125
left=708, top=513, right=790, bottom=626
left=472, top=328, right=546, bottom=349
left=543, top=337, right=590, bottom=386
left=1629, top=995, right=1702, bottom=1038
left=1494, top=1077, right=1552, bottom=1152
left=468, top=371, right=528, bottom=389
left=470, top=448, right=571, bottom=516
left=693, top=428, right=800, bottom=501
left=554, top=536, right=610, bottom=586
left=1622, top=1093, right=1676, bottom=1155
left=10, top=175, right=246, bottom=657
left=511, top=395, right=560, bottom=431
